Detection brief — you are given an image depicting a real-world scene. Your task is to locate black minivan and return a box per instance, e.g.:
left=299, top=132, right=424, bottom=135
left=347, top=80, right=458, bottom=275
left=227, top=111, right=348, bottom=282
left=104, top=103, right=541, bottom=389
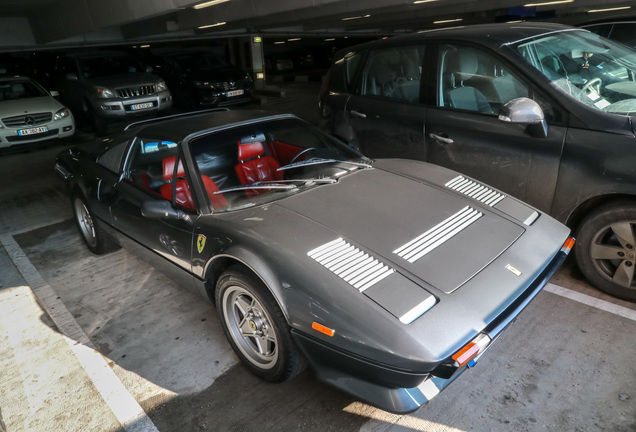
left=320, top=22, right=636, bottom=301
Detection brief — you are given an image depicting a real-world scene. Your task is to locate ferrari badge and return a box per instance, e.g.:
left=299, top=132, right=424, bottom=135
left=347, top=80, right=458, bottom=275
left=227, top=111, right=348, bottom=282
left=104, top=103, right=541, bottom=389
left=197, top=234, right=207, bottom=254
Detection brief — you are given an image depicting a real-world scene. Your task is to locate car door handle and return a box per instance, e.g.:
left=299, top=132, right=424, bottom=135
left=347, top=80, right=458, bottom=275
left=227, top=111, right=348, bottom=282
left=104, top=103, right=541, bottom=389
left=350, top=110, right=367, bottom=118
left=429, top=133, right=454, bottom=145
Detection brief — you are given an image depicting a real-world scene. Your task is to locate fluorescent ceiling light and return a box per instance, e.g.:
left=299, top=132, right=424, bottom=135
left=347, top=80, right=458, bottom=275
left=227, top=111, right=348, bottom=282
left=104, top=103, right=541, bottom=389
left=197, top=21, right=226, bottom=29
left=414, top=0, right=438, bottom=3
left=364, top=15, right=371, bottom=17
left=193, top=0, right=230, bottom=9
left=524, top=0, right=573, bottom=6
left=588, top=6, right=631, bottom=13
left=507, top=20, right=525, bottom=23
left=288, top=38, right=301, bottom=41
left=274, top=41, right=285, bottom=44
left=342, top=16, right=362, bottom=21
left=434, top=18, right=463, bottom=24
left=324, top=38, right=335, bottom=41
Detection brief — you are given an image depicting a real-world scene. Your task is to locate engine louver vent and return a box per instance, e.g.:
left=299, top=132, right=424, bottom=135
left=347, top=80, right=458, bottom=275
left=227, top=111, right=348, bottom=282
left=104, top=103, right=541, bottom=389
left=445, top=175, right=505, bottom=207
left=394, top=206, right=483, bottom=263
left=308, top=238, right=394, bottom=292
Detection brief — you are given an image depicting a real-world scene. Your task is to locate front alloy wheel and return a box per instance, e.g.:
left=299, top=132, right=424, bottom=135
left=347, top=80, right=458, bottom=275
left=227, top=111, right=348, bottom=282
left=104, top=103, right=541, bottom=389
left=576, top=201, right=636, bottom=302
left=222, top=285, right=279, bottom=370
left=216, top=267, right=305, bottom=382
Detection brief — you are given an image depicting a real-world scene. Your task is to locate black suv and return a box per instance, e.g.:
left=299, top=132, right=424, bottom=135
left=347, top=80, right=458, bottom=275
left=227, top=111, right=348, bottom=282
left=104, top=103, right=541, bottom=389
left=147, top=49, right=253, bottom=110
left=320, top=22, right=636, bottom=301
left=54, top=51, right=172, bottom=133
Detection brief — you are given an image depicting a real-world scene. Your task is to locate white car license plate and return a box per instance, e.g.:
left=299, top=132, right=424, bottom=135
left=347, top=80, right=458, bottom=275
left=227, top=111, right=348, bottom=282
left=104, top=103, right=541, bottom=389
left=18, top=126, right=48, bottom=136
left=226, top=89, right=244, bottom=97
left=130, top=102, right=153, bottom=110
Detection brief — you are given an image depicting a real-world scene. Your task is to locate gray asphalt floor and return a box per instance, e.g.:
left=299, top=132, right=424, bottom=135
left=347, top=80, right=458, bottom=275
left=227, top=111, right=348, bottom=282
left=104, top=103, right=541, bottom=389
left=0, top=83, right=635, bottom=432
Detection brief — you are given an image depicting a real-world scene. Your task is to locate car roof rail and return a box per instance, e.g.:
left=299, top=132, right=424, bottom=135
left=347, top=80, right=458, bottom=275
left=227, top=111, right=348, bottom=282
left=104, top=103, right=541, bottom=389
left=124, top=108, right=231, bottom=131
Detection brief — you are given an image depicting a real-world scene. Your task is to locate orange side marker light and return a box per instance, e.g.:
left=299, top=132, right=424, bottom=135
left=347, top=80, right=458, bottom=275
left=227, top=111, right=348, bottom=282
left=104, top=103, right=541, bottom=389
left=312, top=322, right=335, bottom=337
left=561, top=237, right=576, bottom=253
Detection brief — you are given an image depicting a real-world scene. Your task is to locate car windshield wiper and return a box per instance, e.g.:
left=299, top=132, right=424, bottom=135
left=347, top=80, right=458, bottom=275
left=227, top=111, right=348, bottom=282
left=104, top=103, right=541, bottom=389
left=214, top=178, right=337, bottom=195
left=254, top=178, right=338, bottom=185
left=277, top=157, right=373, bottom=172
left=214, top=183, right=298, bottom=194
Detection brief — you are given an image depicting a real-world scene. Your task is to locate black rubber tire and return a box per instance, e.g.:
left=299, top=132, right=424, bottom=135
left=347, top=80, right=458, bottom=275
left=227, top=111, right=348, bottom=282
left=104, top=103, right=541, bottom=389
left=575, top=200, right=636, bottom=302
left=72, top=192, right=120, bottom=255
left=216, top=266, right=306, bottom=382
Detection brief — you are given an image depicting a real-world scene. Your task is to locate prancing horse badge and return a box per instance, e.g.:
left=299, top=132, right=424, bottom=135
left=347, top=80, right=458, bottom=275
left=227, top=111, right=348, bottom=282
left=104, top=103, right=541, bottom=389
left=197, top=234, right=207, bottom=253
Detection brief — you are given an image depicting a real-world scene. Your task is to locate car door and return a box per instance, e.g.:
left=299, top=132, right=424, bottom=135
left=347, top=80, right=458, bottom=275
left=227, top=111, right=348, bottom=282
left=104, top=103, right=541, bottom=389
left=424, top=43, right=567, bottom=211
left=344, top=44, right=428, bottom=160
left=109, top=137, right=199, bottom=291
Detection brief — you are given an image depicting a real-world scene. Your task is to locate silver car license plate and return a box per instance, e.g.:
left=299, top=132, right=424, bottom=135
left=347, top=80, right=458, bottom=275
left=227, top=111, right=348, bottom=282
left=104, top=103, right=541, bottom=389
left=18, top=126, right=48, bottom=136
left=130, top=102, right=153, bottom=110
left=226, top=89, right=244, bottom=97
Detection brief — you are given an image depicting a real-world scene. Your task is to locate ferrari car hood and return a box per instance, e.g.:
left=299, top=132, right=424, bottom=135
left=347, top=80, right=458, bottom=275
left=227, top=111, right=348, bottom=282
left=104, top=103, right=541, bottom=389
left=0, top=96, right=64, bottom=118
left=278, top=167, right=524, bottom=295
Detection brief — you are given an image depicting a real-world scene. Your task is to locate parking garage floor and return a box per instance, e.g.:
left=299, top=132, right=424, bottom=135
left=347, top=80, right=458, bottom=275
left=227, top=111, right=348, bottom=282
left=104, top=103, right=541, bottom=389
left=1, top=83, right=635, bottom=432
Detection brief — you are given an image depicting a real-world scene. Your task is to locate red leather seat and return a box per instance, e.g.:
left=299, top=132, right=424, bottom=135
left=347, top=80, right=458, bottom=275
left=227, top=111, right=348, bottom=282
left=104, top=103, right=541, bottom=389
left=160, top=155, right=195, bottom=210
left=235, top=141, right=283, bottom=196
left=160, top=155, right=227, bottom=211
left=201, top=175, right=228, bottom=210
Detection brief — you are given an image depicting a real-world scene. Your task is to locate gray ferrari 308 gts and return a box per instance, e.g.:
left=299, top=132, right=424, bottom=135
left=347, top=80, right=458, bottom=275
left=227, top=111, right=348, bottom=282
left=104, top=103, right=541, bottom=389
left=55, top=109, right=572, bottom=413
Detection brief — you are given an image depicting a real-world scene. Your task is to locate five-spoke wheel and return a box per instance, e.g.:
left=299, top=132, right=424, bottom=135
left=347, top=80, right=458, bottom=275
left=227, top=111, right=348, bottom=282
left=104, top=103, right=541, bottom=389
left=216, top=266, right=305, bottom=382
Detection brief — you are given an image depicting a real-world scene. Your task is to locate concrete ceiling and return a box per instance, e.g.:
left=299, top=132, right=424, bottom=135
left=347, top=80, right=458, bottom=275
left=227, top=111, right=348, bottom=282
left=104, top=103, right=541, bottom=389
left=1, top=0, right=635, bottom=50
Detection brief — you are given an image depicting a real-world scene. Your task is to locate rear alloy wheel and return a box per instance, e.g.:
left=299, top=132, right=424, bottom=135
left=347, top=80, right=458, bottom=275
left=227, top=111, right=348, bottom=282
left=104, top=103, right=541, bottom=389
left=216, top=267, right=305, bottom=382
left=575, top=201, right=636, bottom=302
left=72, top=193, right=119, bottom=255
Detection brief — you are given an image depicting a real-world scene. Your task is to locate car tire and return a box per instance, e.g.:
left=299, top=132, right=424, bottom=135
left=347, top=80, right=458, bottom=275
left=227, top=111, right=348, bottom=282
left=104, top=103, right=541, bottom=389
left=216, top=266, right=306, bottom=382
left=72, top=193, right=120, bottom=255
left=575, top=200, right=636, bottom=302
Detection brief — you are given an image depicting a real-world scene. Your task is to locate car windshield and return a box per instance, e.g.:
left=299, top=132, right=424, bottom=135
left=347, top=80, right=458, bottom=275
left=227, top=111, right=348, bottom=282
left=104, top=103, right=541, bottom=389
left=78, top=54, right=145, bottom=78
left=512, top=29, right=636, bottom=115
left=189, top=117, right=370, bottom=212
left=0, top=79, right=48, bottom=101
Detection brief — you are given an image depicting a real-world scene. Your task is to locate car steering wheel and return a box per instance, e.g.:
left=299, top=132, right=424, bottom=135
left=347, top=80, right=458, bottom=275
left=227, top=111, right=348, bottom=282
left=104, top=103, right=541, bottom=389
left=290, top=147, right=317, bottom=163
left=582, top=77, right=602, bottom=94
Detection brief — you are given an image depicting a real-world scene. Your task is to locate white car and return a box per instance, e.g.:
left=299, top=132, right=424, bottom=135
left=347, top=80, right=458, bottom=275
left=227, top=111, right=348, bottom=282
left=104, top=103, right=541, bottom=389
left=0, top=76, right=75, bottom=149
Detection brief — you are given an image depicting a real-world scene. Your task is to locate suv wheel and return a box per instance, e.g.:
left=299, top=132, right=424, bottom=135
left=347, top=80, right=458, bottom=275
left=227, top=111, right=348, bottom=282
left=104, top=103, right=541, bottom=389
left=575, top=200, right=636, bottom=302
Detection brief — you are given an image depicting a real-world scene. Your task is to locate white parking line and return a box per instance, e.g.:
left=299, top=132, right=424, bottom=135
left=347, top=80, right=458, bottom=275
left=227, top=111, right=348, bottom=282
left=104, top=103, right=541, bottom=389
left=0, top=234, right=160, bottom=432
left=544, top=282, right=636, bottom=322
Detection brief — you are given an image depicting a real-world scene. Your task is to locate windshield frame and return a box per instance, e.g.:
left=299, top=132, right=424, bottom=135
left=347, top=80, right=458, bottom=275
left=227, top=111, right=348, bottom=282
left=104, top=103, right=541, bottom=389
left=185, top=116, right=370, bottom=213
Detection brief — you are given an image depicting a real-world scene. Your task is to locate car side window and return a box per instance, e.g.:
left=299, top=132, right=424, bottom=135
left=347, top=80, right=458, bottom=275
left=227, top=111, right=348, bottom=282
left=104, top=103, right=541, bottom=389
left=360, top=45, right=424, bottom=102
left=124, top=138, right=196, bottom=210
left=329, top=51, right=363, bottom=93
left=97, top=139, right=129, bottom=173
left=438, top=44, right=530, bottom=114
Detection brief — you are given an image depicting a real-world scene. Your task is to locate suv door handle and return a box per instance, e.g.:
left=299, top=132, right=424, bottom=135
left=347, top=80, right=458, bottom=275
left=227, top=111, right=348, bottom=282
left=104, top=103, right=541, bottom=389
left=350, top=110, right=367, bottom=118
left=429, top=133, right=454, bottom=145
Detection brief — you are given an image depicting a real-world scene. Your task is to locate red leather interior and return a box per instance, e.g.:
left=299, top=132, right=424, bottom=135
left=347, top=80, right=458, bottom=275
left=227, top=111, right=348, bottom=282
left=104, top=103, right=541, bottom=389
left=160, top=155, right=194, bottom=210
left=160, top=155, right=227, bottom=211
left=201, top=175, right=228, bottom=210
left=235, top=141, right=283, bottom=195
left=267, top=141, right=302, bottom=166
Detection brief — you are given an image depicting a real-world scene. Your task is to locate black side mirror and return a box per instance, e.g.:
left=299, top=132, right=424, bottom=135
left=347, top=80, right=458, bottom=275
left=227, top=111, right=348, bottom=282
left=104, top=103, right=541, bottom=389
left=498, top=97, right=548, bottom=139
left=141, top=200, right=185, bottom=220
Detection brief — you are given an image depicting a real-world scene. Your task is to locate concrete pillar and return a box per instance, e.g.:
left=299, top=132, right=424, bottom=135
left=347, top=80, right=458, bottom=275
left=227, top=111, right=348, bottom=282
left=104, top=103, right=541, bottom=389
left=249, top=34, right=266, bottom=89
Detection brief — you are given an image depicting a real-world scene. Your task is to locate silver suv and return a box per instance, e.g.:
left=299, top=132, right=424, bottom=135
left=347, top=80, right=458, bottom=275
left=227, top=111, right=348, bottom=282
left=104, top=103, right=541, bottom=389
left=54, top=51, right=172, bottom=133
